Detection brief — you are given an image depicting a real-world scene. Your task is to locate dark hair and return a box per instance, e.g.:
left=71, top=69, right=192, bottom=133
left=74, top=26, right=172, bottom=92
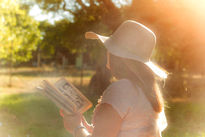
left=109, top=53, right=164, bottom=113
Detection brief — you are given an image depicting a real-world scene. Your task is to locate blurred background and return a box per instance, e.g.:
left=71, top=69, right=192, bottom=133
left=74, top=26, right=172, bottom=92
left=0, top=0, right=205, bottom=137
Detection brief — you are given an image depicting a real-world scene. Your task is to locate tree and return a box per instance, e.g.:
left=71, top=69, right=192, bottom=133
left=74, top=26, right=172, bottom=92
left=30, top=0, right=123, bottom=96
left=0, top=0, right=41, bottom=86
left=30, top=0, right=205, bottom=97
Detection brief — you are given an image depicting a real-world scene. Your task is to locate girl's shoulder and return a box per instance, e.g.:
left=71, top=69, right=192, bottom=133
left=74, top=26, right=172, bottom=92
left=107, top=79, right=139, bottom=93
left=103, top=78, right=139, bottom=98
left=101, top=79, right=138, bottom=118
left=107, top=78, right=135, bottom=90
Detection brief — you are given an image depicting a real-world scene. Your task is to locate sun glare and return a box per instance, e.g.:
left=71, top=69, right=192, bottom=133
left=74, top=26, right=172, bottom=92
left=182, top=0, right=205, bottom=17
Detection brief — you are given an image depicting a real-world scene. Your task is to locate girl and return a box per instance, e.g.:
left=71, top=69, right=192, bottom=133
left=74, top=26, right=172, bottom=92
left=60, top=20, right=168, bottom=137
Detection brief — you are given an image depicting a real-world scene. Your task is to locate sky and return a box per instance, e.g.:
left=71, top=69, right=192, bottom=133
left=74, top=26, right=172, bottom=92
left=28, top=0, right=132, bottom=24
left=29, top=5, right=73, bottom=24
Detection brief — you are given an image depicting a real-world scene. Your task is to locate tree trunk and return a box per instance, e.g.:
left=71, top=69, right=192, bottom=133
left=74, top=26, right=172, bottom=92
left=80, top=53, right=84, bottom=87
left=37, top=51, right=41, bottom=67
left=8, top=60, right=12, bottom=87
left=8, top=41, right=13, bottom=87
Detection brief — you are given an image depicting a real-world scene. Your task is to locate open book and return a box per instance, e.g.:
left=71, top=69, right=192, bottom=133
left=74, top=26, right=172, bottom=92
left=37, top=78, right=93, bottom=115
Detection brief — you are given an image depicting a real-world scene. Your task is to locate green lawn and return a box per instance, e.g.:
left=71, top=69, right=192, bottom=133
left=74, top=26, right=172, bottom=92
left=0, top=67, right=205, bottom=137
left=0, top=67, right=94, bottom=137
left=163, top=101, right=205, bottom=137
left=0, top=92, right=205, bottom=137
left=0, top=92, right=93, bottom=137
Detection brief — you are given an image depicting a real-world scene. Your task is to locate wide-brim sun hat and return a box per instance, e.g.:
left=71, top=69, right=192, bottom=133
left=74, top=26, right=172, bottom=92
left=85, top=20, right=168, bottom=79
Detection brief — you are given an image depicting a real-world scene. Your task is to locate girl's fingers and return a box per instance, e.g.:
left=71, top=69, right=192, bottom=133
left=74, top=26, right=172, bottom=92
left=82, top=116, right=87, bottom=125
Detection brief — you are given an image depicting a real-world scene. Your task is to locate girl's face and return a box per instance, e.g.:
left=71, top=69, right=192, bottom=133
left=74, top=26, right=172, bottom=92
left=106, top=52, right=120, bottom=80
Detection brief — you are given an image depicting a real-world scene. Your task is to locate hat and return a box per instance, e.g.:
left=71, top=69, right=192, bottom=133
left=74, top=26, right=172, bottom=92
left=85, top=20, right=167, bottom=79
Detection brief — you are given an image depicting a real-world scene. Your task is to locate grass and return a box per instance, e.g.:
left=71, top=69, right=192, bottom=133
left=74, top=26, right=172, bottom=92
left=163, top=101, right=205, bottom=137
left=0, top=92, right=205, bottom=137
left=0, top=92, right=70, bottom=137
left=0, top=92, right=94, bottom=137
left=0, top=67, right=205, bottom=137
left=0, top=67, right=94, bottom=137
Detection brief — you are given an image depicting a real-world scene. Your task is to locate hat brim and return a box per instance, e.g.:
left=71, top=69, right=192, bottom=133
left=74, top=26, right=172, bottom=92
left=85, top=31, right=168, bottom=79
left=85, top=31, right=109, bottom=43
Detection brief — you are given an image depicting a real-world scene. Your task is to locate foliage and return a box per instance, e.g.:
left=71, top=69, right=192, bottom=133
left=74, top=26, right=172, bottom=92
left=0, top=0, right=41, bottom=65
left=31, top=0, right=205, bottom=73
left=31, top=0, right=121, bottom=64
left=28, top=0, right=205, bottom=97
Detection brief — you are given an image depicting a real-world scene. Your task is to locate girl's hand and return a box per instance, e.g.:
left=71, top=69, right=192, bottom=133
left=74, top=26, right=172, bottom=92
left=60, top=109, right=82, bottom=133
left=82, top=116, right=94, bottom=133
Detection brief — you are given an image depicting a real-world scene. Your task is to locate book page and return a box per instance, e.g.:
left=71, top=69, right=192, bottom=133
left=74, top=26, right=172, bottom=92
left=54, top=78, right=92, bottom=113
left=40, top=80, right=75, bottom=115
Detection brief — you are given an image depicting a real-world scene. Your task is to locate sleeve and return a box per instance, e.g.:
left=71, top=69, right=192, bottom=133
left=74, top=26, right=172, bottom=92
left=100, top=82, right=132, bottom=118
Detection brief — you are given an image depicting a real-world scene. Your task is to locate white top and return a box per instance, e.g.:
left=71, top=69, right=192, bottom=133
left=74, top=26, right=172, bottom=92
left=100, top=79, right=167, bottom=137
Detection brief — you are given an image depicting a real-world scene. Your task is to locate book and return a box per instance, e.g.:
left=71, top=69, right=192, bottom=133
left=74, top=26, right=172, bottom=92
left=36, top=77, right=93, bottom=115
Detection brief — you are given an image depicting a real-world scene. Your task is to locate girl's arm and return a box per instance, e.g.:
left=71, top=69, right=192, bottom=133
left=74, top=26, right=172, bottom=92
left=90, top=103, right=123, bottom=137
left=62, top=103, right=123, bottom=137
